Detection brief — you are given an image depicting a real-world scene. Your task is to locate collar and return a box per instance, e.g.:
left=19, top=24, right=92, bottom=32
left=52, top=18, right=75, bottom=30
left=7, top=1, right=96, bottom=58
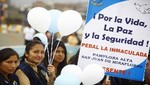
left=25, top=59, right=38, bottom=72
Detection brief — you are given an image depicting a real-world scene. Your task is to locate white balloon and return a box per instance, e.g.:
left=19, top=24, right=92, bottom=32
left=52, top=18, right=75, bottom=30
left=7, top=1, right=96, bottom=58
left=61, top=64, right=83, bottom=81
left=27, top=7, right=51, bottom=33
left=57, top=10, right=82, bottom=36
left=54, top=74, right=81, bottom=85
left=82, top=64, right=105, bottom=85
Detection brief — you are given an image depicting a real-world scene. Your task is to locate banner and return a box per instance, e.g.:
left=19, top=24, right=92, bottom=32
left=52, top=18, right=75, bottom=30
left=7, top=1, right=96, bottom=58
left=78, top=0, right=150, bottom=81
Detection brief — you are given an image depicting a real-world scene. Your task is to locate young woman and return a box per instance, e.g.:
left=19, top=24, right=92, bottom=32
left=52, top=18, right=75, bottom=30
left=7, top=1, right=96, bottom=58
left=42, top=40, right=67, bottom=77
left=15, top=41, right=54, bottom=85
left=0, top=48, right=20, bottom=85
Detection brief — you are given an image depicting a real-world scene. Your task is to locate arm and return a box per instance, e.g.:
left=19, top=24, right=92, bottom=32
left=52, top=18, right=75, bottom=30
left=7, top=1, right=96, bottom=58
left=47, top=64, right=56, bottom=85
left=15, top=69, right=30, bottom=85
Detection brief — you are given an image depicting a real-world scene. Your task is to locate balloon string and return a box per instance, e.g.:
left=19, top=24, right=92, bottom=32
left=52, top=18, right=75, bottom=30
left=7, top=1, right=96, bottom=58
left=106, top=75, right=109, bottom=81
left=49, top=33, right=54, bottom=64
left=51, top=36, right=62, bottom=64
left=47, top=47, right=51, bottom=64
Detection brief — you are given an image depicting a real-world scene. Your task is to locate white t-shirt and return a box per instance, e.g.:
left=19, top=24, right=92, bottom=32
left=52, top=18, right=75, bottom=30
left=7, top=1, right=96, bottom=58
left=23, top=27, right=35, bottom=40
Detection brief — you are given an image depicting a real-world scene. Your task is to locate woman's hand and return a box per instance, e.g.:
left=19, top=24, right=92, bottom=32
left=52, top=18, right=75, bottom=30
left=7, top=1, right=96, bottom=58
left=102, top=80, right=110, bottom=85
left=47, top=64, right=56, bottom=80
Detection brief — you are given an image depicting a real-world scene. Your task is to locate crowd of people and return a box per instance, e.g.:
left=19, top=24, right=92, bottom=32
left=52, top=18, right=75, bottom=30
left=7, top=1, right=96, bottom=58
left=0, top=27, right=80, bottom=85
left=0, top=27, right=150, bottom=85
left=0, top=39, right=67, bottom=85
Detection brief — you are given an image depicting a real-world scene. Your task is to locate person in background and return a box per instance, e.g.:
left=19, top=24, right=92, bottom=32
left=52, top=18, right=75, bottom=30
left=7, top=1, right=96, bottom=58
left=110, top=77, right=144, bottom=85
left=45, top=31, right=57, bottom=43
left=145, top=50, right=150, bottom=85
left=23, top=24, right=35, bottom=45
left=15, top=41, right=55, bottom=85
left=66, top=32, right=81, bottom=46
left=0, top=48, right=20, bottom=85
left=42, top=40, right=67, bottom=78
left=62, top=32, right=81, bottom=46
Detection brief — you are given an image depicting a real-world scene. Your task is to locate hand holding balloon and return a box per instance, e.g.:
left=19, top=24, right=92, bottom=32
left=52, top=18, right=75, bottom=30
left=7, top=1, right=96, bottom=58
left=47, top=64, right=56, bottom=80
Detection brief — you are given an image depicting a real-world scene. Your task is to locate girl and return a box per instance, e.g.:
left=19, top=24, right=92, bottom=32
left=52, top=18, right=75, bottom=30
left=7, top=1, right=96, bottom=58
left=0, top=48, right=20, bottom=85
left=15, top=41, right=54, bottom=85
left=42, top=40, right=67, bottom=77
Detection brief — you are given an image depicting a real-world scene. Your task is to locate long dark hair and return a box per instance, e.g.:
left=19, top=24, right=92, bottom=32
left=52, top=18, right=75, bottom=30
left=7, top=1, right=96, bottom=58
left=68, top=49, right=80, bottom=65
left=0, top=48, right=19, bottom=63
left=20, top=41, right=44, bottom=63
left=43, top=40, right=67, bottom=76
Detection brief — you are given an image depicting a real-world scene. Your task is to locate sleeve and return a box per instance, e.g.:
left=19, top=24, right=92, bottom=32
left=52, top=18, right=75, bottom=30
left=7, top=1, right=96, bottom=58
left=15, top=69, right=30, bottom=85
left=46, top=73, right=55, bottom=85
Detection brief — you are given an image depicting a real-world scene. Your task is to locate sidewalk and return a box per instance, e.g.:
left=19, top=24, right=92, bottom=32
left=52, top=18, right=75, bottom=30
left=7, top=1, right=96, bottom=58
left=0, top=32, right=24, bottom=46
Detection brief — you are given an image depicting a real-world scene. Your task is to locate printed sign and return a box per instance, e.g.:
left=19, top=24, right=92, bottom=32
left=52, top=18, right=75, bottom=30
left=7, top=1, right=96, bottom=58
left=78, top=0, right=150, bottom=81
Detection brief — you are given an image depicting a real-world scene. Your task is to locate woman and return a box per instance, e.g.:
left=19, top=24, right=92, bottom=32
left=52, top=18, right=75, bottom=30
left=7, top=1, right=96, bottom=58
left=42, top=40, right=67, bottom=77
left=15, top=41, right=54, bottom=85
left=0, top=48, right=20, bottom=85
left=23, top=24, right=35, bottom=45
